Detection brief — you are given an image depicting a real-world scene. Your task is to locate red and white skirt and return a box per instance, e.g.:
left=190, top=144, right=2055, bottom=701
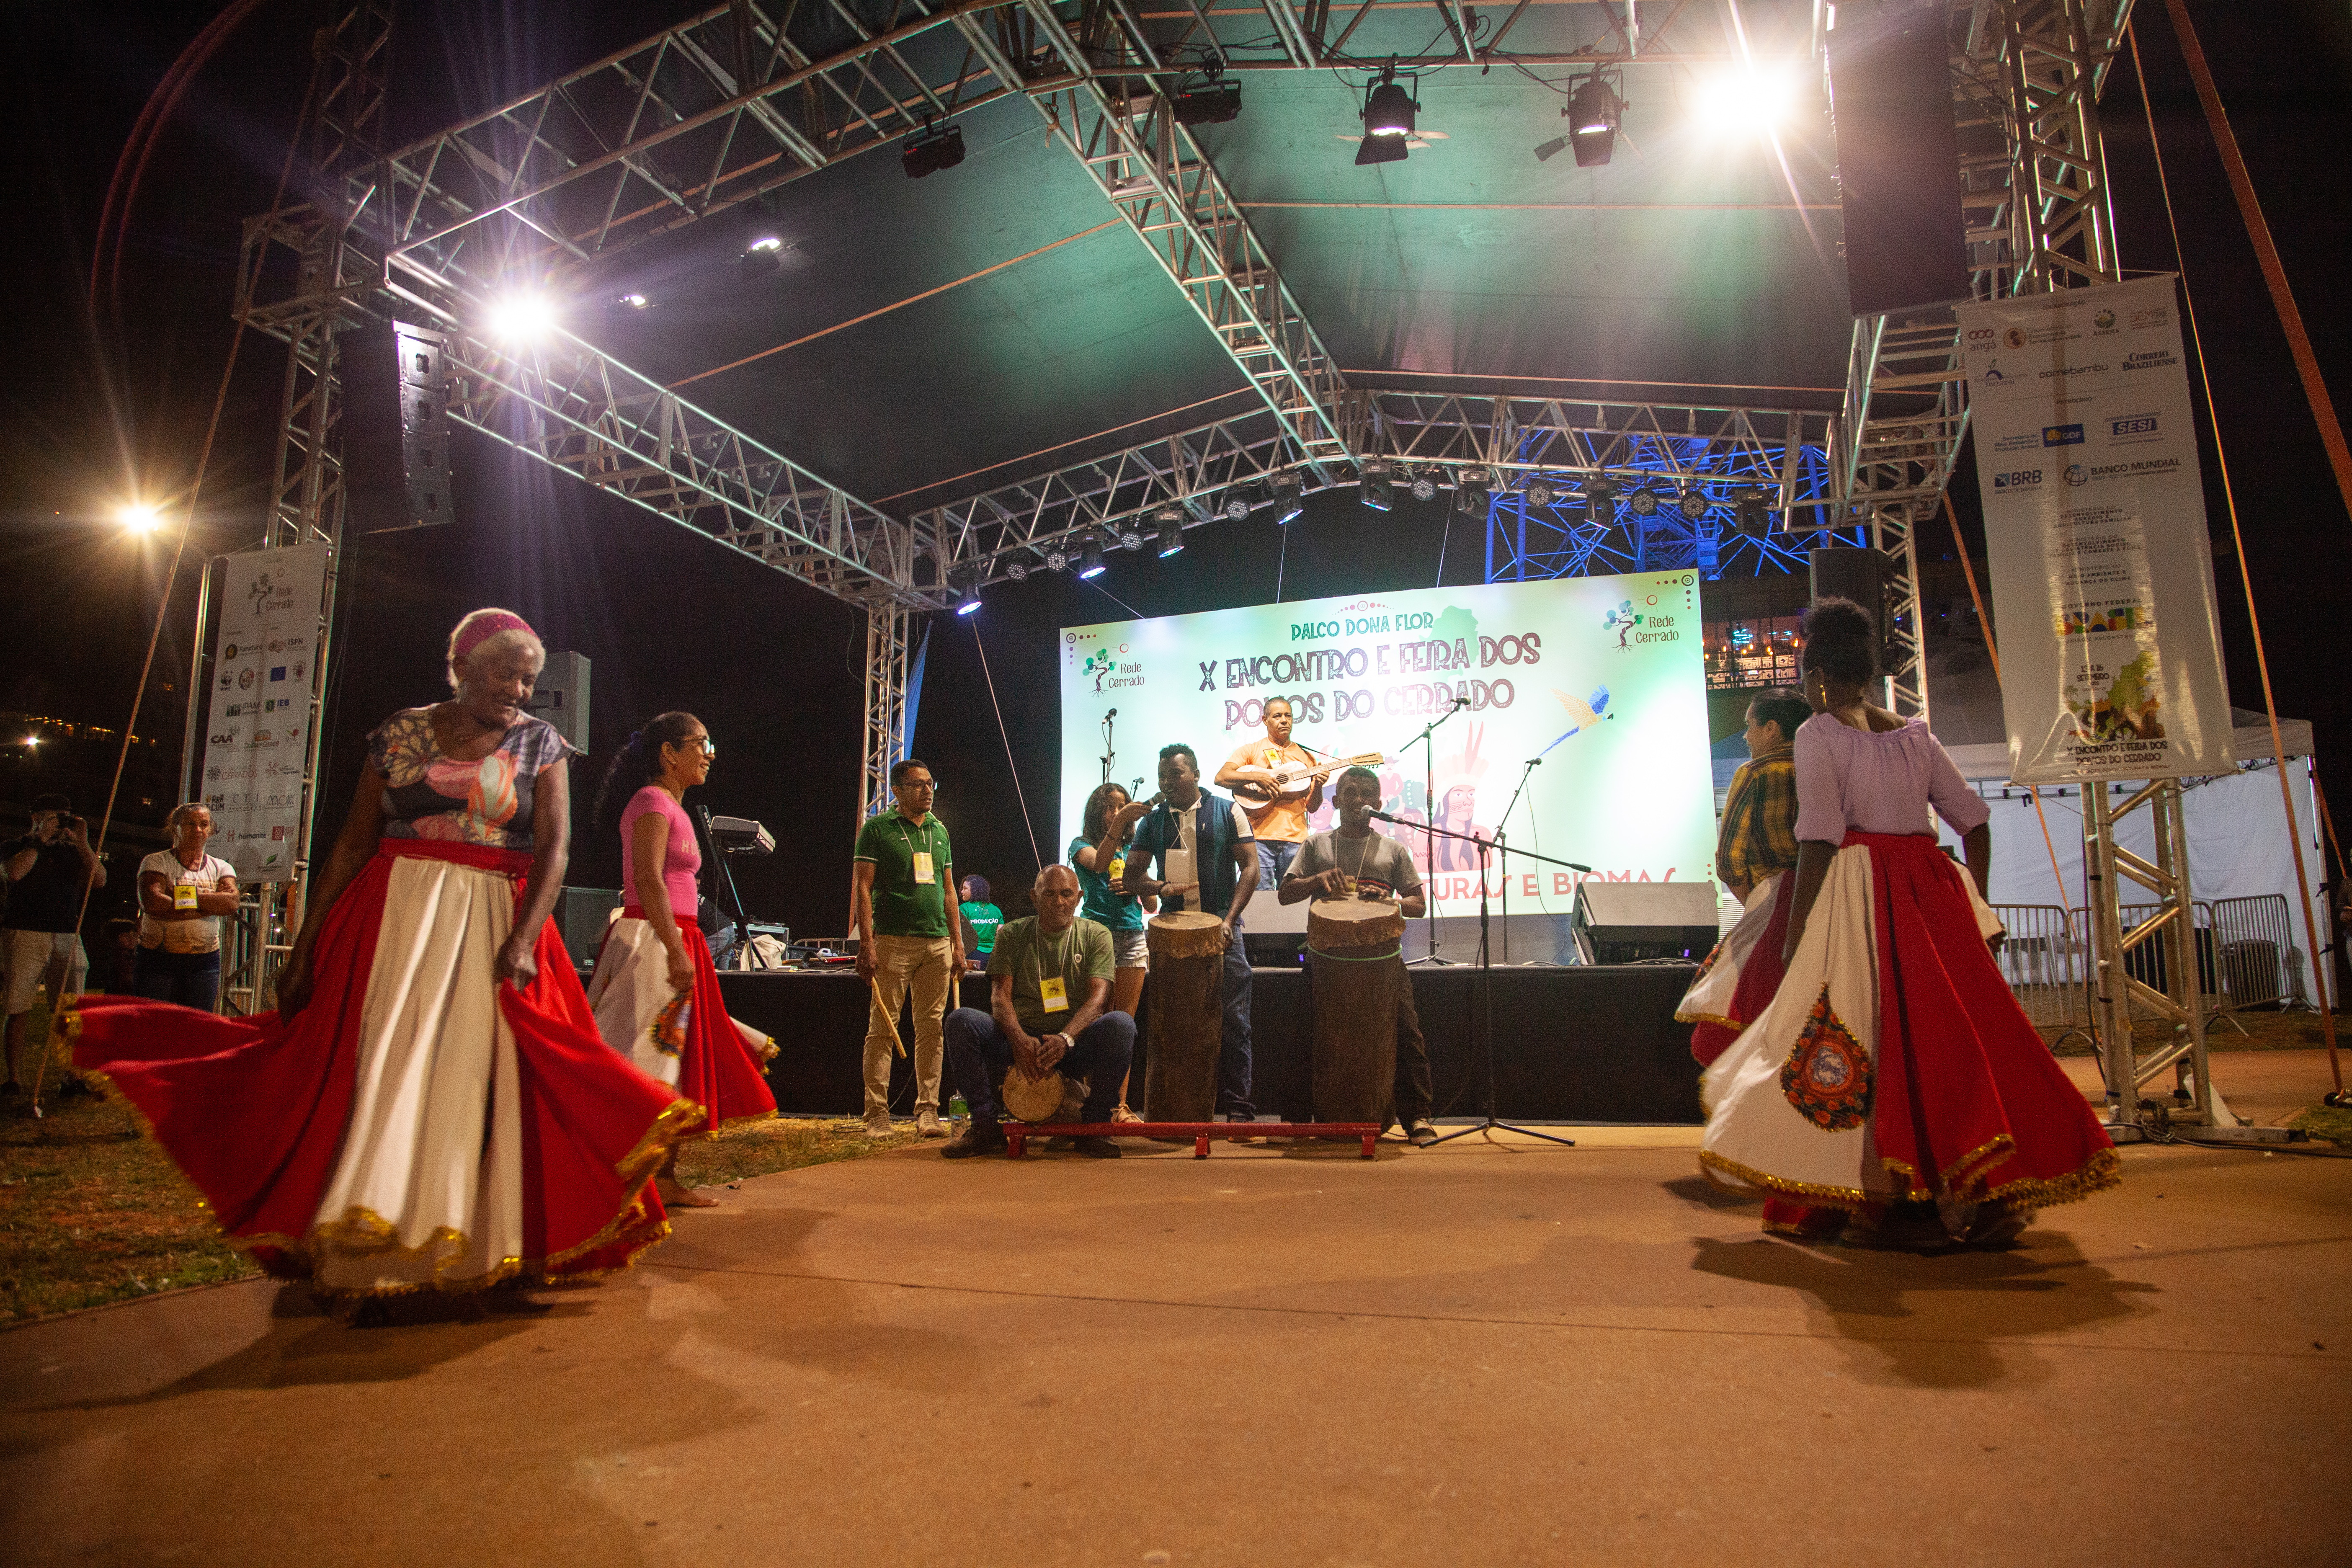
left=70, top=839, right=701, bottom=1296
left=1678, top=872, right=1793, bottom=1067
left=587, top=911, right=778, bottom=1136
left=1699, top=831, right=2117, bottom=1220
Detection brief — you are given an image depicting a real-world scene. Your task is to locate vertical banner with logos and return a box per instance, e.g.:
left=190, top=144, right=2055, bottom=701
left=200, top=544, right=330, bottom=882
left=1957, top=274, right=2233, bottom=783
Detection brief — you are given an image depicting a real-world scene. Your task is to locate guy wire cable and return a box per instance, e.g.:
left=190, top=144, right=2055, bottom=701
left=967, top=614, right=1043, bottom=873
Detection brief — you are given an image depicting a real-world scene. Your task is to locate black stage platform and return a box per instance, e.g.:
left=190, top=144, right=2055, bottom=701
left=718, top=964, right=1703, bottom=1124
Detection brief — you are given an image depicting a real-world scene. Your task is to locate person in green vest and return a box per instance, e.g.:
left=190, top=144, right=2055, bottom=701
left=959, top=875, right=1004, bottom=967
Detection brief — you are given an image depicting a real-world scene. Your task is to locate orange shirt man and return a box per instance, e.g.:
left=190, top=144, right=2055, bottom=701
left=1214, top=696, right=1326, bottom=893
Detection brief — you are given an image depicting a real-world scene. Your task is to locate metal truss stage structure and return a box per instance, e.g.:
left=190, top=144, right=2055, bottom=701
left=225, top=0, right=2208, bottom=1132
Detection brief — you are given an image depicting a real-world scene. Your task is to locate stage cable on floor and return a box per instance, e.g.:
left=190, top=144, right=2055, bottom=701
left=2133, top=14, right=2342, bottom=1091
left=967, top=614, right=1044, bottom=873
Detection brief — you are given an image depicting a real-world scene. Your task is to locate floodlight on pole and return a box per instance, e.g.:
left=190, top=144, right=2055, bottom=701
left=116, top=502, right=162, bottom=534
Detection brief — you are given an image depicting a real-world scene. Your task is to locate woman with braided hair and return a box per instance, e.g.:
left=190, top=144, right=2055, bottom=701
left=586, top=712, right=776, bottom=1209
left=70, top=610, right=698, bottom=1303
left=1699, top=597, right=2118, bottom=1248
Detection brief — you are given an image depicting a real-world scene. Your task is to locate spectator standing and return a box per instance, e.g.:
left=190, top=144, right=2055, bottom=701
left=4, top=794, right=106, bottom=1098
left=135, top=803, right=240, bottom=1012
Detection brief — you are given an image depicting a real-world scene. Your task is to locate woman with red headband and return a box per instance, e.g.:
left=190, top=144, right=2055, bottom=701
left=72, top=609, right=699, bottom=1308
left=586, top=711, right=776, bottom=1209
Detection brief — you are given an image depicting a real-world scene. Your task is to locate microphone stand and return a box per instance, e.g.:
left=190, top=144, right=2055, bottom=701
left=695, top=804, right=759, bottom=970
left=1394, top=699, right=1470, bottom=966
left=1375, top=810, right=1588, bottom=1147
left=1491, top=758, right=1541, bottom=965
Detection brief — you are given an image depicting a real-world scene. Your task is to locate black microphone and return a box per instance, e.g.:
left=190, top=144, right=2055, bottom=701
left=1106, top=708, right=1118, bottom=717
left=1366, top=808, right=1401, bottom=823
left=1526, top=757, right=1542, bottom=766
left=1453, top=696, right=1470, bottom=707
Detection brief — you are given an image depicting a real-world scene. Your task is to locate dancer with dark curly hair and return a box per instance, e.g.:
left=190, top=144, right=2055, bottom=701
left=1699, top=597, right=2118, bottom=1248
left=586, top=712, right=777, bottom=1209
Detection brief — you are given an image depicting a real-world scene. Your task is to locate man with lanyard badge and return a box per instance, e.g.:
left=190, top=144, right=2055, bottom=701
left=1122, top=743, right=1261, bottom=1131
left=851, top=758, right=966, bottom=1138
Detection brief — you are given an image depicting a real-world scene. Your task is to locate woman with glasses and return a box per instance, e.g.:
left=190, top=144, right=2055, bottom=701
left=588, top=712, right=776, bottom=1209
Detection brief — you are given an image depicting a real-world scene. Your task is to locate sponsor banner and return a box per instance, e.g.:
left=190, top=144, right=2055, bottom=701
left=1958, top=276, right=2233, bottom=783
left=200, top=545, right=328, bottom=882
left=1061, top=571, right=1714, bottom=904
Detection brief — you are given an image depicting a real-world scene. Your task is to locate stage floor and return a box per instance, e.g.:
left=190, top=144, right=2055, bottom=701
left=720, top=962, right=1706, bottom=1124
left=7, top=1127, right=2346, bottom=1567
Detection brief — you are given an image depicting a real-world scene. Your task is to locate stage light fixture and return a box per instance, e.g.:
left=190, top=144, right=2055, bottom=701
left=1118, top=526, right=1144, bottom=550
left=1694, top=62, right=1800, bottom=136
left=1524, top=477, right=1555, bottom=508
left=1155, top=504, right=1187, bottom=557
left=1171, top=59, right=1242, bottom=126
left=1628, top=487, right=1660, bottom=517
left=954, top=581, right=982, bottom=616
left=1007, top=560, right=1031, bottom=582
left=1408, top=469, right=1438, bottom=503
left=748, top=235, right=783, bottom=253
left=1044, top=545, right=1069, bottom=572
left=1356, top=68, right=1416, bottom=165
left=1678, top=488, right=1710, bottom=521
left=1078, top=536, right=1108, bottom=578
left=1566, top=72, right=1623, bottom=167
left=1269, top=469, right=1304, bottom=524
left=617, top=291, right=650, bottom=310
left=1220, top=487, right=1252, bottom=521
left=116, top=503, right=161, bottom=534
left=1735, top=490, right=1774, bottom=534
left=483, top=290, right=558, bottom=343
left=1456, top=466, right=1492, bottom=508
left=901, top=116, right=966, bottom=179
left=1360, top=459, right=1393, bottom=512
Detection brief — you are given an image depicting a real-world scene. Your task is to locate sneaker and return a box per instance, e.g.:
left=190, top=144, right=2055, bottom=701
left=1223, top=1115, right=1261, bottom=1145
left=1406, top=1119, right=1439, bottom=1148
left=940, top=1120, right=1008, bottom=1159
left=1069, top=1135, right=1122, bottom=1159
left=915, top=1107, right=946, bottom=1139
left=863, top=1111, right=895, bottom=1138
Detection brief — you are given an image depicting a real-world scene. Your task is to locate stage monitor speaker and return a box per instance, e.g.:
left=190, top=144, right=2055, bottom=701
left=1808, top=545, right=1899, bottom=675
left=342, top=320, right=457, bottom=533
left=1827, top=0, right=1970, bottom=317
left=1573, top=881, right=1719, bottom=965
left=555, top=886, right=622, bottom=970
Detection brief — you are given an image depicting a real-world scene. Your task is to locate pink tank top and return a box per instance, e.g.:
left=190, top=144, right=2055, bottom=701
left=620, top=786, right=701, bottom=918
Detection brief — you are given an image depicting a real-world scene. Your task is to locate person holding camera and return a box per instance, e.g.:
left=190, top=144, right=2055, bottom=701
left=5, top=793, right=107, bottom=1097
left=134, top=803, right=239, bottom=1012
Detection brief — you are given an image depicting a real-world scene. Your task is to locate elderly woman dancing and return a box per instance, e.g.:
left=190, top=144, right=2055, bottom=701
left=1699, top=598, right=2118, bottom=1248
left=71, top=609, right=699, bottom=1302
left=586, top=712, right=776, bottom=1209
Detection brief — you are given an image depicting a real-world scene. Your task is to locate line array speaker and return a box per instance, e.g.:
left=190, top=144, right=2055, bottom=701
left=342, top=321, right=456, bottom=533
left=1827, top=0, right=1971, bottom=317
left=1807, top=545, right=1899, bottom=675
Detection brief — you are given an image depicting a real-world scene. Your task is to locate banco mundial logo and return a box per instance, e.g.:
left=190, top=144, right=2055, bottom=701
left=2064, top=464, right=2089, bottom=487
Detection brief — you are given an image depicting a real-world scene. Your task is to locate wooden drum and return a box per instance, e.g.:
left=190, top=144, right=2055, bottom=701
left=1306, top=898, right=1407, bottom=1127
left=1142, top=912, right=1228, bottom=1122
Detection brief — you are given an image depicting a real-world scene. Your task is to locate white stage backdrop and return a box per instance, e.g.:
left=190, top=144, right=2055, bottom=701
left=1958, top=274, right=2234, bottom=783
left=1059, top=573, right=1715, bottom=927
left=199, top=544, right=329, bottom=883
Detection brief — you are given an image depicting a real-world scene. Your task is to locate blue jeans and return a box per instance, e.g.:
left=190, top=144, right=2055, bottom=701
left=1217, top=936, right=1254, bottom=1119
left=944, top=1007, right=1135, bottom=1123
left=1256, top=840, right=1299, bottom=899
left=134, top=948, right=220, bottom=1013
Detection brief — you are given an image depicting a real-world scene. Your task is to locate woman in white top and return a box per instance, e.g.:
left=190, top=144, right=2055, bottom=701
left=1699, top=598, right=2118, bottom=1248
left=134, top=804, right=239, bottom=1011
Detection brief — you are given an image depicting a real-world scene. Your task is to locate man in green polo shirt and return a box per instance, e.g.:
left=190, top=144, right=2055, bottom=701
left=851, top=758, right=967, bottom=1138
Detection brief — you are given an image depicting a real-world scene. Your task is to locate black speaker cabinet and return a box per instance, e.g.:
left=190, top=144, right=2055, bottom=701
left=1828, top=0, right=1971, bottom=317
left=342, top=320, right=457, bottom=533
left=1573, top=882, right=1720, bottom=965
left=556, top=886, right=622, bottom=972
left=1808, top=545, right=1898, bottom=673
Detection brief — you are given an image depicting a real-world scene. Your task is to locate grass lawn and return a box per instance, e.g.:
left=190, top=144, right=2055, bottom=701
left=2, top=995, right=913, bottom=1325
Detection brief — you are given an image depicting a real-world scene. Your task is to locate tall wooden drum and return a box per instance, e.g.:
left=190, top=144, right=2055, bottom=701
left=1307, top=898, right=1407, bottom=1127
left=1143, top=912, right=1228, bottom=1122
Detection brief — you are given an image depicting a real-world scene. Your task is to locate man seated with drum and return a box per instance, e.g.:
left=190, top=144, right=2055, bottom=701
left=940, top=865, right=1135, bottom=1160
left=1122, top=743, right=1261, bottom=1130
left=1280, top=766, right=1438, bottom=1148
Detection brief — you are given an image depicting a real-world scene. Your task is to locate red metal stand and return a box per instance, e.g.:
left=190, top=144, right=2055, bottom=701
left=1000, top=1122, right=1381, bottom=1159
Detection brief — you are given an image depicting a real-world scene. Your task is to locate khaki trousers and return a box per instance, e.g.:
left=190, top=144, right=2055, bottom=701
left=862, top=934, right=957, bottom=1117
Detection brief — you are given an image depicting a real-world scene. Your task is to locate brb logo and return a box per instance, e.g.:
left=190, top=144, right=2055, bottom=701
left=1992, top=469, right=2043, bottom=491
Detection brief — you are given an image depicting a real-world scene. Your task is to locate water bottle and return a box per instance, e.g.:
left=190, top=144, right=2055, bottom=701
left=948, top=1094, right=968, bottom=1135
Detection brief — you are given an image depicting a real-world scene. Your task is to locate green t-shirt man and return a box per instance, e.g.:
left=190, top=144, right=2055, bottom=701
left=985, top=916, right=1114, bottom=1035
left=852, top=810, right=955, bottom=938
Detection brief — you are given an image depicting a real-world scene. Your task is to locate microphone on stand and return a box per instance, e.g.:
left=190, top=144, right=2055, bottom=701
left=1367, top=808, right=1403, bottom=823
left=1525, top=757, right=1542, bottom=766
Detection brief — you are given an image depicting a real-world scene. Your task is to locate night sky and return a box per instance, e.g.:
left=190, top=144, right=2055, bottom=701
left=3, top=0, right=2345, bottom=945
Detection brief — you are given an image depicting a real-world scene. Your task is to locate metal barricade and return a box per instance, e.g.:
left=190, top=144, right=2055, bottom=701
left=1990, top=904, right=2092, bottom=1031
left=2210, top=894, right=2296, bottom=1009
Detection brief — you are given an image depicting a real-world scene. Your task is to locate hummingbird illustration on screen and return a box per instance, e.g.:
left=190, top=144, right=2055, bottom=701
left=1537, top=686, right=1611, bottom=757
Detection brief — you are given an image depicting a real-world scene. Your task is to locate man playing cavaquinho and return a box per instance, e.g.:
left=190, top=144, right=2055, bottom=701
left=1215, top=696, right=1325, bottom=897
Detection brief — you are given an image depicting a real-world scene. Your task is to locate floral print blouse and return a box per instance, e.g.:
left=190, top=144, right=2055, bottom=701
left=367, top=708, right=579, bottom=850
